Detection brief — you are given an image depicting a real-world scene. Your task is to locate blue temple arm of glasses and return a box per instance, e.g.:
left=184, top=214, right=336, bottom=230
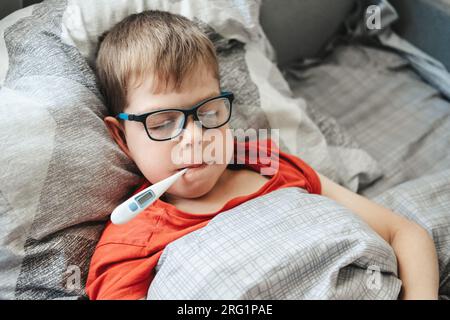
left=117, top=113, right=130, bottom=120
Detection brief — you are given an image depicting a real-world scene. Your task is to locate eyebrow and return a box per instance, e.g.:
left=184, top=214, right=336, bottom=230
left=139, top=91, right=221, bottom=114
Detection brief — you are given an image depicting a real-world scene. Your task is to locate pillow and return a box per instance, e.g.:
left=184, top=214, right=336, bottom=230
left=0, top=0, right=380, bottom=299
left=0, top=1, right=142, bottom=300
left=0, top=2, right=36, bottom=87
left=259, top=0, right=356, bottom=68
left=59, top=0, right=277, bottom=69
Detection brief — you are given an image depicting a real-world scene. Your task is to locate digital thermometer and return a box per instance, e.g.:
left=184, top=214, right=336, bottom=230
left=111, top=168, right=188, bottom=225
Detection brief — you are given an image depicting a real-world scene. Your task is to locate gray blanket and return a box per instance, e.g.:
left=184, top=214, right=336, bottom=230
left=148, top=171, right=450, bottom=300
left=148, top=187, right=400, bottom=300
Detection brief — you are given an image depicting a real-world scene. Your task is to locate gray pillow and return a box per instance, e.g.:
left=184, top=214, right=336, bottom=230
left=260, top=0, right=356, bottom=68
left=0, top=1, right=142, bottom=299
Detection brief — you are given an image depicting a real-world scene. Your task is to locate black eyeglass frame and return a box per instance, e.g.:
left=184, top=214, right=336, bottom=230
left=116, top=91, right=234, bottom=141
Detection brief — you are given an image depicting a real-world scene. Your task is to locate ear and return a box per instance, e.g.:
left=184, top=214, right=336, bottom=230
left=104, top=116, right=133, bottom=160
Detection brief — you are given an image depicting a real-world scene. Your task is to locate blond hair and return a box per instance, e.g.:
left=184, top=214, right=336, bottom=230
left=95, top=10, right=220, bottom=115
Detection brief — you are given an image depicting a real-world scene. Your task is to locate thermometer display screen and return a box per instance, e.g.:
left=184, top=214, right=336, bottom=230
left=135, top=190, right=154, bottom=206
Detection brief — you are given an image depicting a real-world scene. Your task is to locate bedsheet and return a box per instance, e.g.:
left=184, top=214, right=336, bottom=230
left=284, top=44, right=450, bottom=198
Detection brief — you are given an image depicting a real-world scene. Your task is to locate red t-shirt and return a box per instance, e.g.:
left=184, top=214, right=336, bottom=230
left=86, top=138, right=321, bottom=299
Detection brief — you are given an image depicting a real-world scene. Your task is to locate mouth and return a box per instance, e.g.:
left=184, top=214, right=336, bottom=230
left=177, top=163, right=207, bottom=171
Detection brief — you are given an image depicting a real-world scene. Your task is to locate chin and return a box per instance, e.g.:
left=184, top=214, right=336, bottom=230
left=168, top=175, right=217, bottom=199
left=165, top=163, right=227, bottom=199
left=176, top=183, right=215, bottom=199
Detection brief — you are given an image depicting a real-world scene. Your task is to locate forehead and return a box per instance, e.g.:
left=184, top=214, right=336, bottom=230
left=126, top=67, right=220, bottom=114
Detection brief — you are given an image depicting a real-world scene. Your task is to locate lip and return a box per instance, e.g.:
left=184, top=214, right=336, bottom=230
left=177, top=163, right=207, bottom=171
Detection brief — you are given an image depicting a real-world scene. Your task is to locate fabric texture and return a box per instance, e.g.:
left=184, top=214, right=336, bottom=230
left=391, top=0, right=450, bottom=71
left=0, top=1, right=142, bottom=300
left=148, top=187, right=403, bottom=300
left=345, top=0, right=450, bottom=101
left=86, top=138, right=322, bottom=299
left=373, top=169, right=450, bottom=299
left=284, top=43, right=450, bottom=198
left=147, top=170, right=450, bottom=300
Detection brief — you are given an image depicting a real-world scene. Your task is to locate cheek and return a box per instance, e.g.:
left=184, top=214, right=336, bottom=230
left=224, top=125, right=234, bottom=163
left=217, top=126, right=234, bottom=164
left=125, top=127, right=175, bottom=182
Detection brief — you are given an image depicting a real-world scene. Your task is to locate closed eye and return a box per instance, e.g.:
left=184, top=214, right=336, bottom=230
left=147, top=120, right=174, bottom=129
left=199, top=110, right=218, bottom=116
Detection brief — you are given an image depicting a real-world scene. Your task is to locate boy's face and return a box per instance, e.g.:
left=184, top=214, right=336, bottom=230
left=104, top=66, right=234, bottom=199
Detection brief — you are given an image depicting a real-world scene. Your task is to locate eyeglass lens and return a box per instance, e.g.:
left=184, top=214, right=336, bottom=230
left=145, top=97, right=231, bottom=140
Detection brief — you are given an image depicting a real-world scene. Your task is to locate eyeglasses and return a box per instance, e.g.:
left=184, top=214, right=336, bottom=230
left=117, top=91, right=234, bottom=141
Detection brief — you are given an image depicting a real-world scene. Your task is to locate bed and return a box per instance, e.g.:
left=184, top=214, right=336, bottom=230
left=0, top=0, right=449, bottom=299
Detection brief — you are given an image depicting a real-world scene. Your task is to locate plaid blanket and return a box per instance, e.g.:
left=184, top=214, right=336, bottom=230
left=148, top=187, right=401, bottom=300
left=148, top=170, right=450, bottom=300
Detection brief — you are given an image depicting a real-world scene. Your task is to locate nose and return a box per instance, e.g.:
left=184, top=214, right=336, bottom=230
left=178, top=115, right=203, bottom=149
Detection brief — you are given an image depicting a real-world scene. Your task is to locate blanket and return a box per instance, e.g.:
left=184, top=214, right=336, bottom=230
left=148, top=170, right=450, bottom=299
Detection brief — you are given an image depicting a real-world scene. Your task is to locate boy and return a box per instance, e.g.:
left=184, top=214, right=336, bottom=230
left=86, top=10, right=439, bottom=300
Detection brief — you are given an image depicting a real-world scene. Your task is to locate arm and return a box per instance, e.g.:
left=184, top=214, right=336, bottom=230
left=86, top=242, right=159, bottom=300
left=318, top=173, right=440, bottom=300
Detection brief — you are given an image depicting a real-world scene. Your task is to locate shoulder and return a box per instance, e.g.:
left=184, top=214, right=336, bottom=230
left=277, top=149, right=322, bottom=195
left=234, top=137, right=321, bottom=194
